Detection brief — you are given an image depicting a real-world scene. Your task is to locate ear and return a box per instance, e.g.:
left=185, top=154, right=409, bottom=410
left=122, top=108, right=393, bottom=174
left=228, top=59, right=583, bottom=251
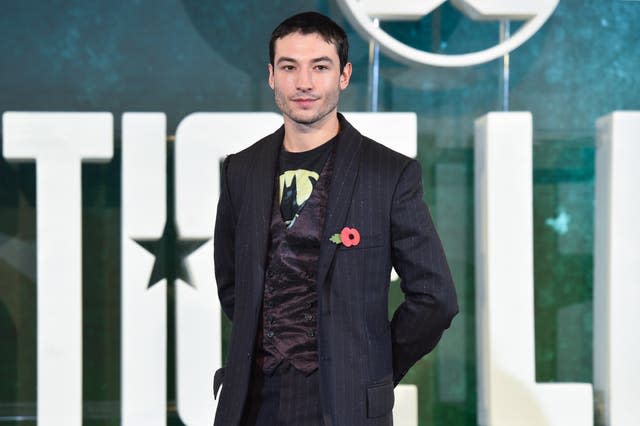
left=339, top=62, right=352, bottom=91
left=268, top=63, right=275, bottom=90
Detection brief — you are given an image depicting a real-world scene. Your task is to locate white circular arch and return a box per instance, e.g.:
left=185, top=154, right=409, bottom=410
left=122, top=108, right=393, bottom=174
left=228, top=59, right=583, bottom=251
left=336, top=0, right=559, bottom=67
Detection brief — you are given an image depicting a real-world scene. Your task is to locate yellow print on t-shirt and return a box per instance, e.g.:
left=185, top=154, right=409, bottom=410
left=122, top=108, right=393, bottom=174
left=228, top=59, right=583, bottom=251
left=279, top=169, right=319, bottom=208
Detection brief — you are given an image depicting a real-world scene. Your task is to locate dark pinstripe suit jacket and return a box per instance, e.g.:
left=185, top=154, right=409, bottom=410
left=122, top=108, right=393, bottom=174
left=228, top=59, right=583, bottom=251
left=213, top=115, right=458, bottom=425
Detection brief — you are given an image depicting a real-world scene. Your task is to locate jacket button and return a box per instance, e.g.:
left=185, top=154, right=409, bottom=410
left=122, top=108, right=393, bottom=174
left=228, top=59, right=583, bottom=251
left=307, top=330, right=315, bottom=338
left=304, top=313, right=313, bottom=321
left=266, top=331, right=275, bottom=338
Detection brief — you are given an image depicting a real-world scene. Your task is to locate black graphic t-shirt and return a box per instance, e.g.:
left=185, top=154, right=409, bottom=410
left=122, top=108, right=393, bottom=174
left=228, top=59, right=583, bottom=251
left=278, top=138, right=335, bottom=228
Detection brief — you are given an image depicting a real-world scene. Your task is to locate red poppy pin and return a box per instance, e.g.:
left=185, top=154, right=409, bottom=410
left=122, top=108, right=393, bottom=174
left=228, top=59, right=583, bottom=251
left=330, top=226, right=361, bottom=247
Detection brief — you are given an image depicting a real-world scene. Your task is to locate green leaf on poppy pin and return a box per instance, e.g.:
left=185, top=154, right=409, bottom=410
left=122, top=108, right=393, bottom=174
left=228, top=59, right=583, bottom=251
left=329, top=234, right=342, bottom=244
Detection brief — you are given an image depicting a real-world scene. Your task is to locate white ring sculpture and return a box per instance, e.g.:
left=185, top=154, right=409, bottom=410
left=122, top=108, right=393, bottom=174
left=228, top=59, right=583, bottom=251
left=336, top=0, right=559, bottom=67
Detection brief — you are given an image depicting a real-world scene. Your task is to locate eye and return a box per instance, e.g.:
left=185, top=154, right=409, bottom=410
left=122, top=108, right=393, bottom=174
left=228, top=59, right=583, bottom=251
left=281, top=65, right=295, bottom=71
left=314, top=65, right=329, bottom=71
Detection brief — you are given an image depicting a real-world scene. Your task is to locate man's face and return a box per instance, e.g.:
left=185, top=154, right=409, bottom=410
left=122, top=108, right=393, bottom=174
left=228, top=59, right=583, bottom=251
left=268, top=32, right=352, bottom=127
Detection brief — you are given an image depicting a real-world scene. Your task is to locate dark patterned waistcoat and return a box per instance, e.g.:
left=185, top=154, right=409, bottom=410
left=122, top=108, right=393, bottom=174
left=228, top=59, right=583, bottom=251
left=257, top=148, right=335, bottom=375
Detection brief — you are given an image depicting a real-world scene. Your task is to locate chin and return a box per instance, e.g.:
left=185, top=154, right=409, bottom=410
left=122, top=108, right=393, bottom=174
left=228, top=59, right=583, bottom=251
left=288, top=112, right=320, bottom=125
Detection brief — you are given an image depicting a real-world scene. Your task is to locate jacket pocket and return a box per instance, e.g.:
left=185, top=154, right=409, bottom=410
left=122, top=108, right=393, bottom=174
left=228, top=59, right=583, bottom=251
left=366, top=378, right=394, bottom=418
left=340, top=232, right=383, bottom=250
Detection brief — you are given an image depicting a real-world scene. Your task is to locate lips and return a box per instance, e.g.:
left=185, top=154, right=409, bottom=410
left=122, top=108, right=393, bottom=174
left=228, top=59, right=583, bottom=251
left=292, top=97, right=319, bottom=107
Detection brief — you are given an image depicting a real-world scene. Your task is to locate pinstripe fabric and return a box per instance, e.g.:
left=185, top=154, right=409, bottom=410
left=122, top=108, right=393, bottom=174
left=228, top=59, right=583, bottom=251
left=214, top=115, right=458, bottom=426
left=241, top=362, right=323, bottom=426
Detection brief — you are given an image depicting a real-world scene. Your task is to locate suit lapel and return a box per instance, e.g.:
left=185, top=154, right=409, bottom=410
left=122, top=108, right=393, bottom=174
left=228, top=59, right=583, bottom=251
left=241, top=125, right=282, bottom=308
left=316, top=115, right=363, bottom=298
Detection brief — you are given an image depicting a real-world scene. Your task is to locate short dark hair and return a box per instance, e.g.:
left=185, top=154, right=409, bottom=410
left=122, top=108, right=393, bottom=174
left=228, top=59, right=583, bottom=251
left=269, top=11, right=349, bottom=73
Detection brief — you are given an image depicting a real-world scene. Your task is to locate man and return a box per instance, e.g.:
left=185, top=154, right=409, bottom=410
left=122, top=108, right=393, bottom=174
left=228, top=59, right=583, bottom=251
left=213, top=11, right=458, bottom=426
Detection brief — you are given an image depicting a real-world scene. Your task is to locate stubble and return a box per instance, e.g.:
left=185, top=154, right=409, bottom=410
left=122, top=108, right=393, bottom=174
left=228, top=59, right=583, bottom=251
left=273, top=85, right=340, bottom=127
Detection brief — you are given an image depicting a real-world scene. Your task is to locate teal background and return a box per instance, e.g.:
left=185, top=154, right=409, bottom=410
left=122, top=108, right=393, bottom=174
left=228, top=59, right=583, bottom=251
left=1, top=0, right=639, bottom=424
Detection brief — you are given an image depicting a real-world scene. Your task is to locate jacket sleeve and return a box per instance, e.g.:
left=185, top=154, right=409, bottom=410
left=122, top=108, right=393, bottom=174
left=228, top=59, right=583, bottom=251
left=214, top=155, right=236, bottom=321
left=389, top=159, right=458, bottom=385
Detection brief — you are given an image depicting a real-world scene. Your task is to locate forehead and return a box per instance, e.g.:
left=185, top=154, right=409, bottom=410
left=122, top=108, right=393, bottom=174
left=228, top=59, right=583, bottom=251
left=273, top=32, right=339, bottom=61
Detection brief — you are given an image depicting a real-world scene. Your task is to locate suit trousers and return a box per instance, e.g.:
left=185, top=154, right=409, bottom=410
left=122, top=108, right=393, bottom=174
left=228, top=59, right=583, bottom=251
left=240, top=361, right=324, bottom=426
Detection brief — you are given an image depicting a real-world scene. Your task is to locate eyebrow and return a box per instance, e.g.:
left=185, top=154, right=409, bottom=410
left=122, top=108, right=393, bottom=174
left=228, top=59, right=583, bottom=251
left=276, top=56, right=334, bottom=65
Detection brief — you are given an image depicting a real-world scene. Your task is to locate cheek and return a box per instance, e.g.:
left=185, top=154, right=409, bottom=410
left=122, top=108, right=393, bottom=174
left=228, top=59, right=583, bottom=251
left=274, top=75, right=295, bottom=90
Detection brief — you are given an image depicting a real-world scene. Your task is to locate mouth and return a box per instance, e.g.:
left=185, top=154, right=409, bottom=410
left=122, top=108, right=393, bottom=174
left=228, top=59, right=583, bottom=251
left=292, top=97, right=319, bottom=107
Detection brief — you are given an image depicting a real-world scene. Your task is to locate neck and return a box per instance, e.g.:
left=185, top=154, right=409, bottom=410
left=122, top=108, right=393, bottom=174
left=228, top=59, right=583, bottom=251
left=282, top=111, right=340, bottom=153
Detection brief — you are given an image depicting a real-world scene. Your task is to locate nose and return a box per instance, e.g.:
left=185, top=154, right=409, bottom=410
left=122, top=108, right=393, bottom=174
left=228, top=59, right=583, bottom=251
left=296, top=68, right=313, bottom=91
